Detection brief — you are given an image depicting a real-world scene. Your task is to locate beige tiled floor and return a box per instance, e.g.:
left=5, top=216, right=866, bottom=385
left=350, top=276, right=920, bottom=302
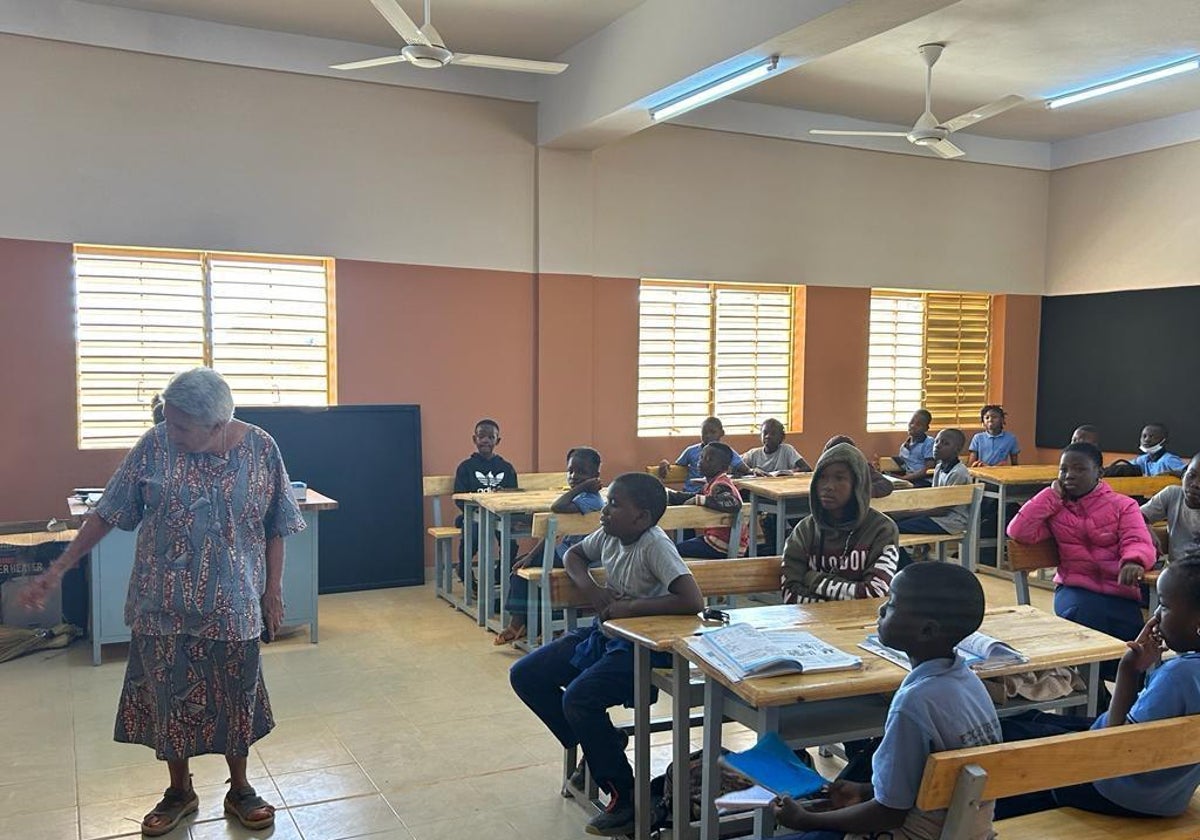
left=0, top=571, right=1051, bottom=840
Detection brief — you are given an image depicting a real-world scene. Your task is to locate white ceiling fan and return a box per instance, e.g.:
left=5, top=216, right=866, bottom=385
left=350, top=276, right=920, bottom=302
left=331, top=0, right=567, bottom=75
left=809, top=43, right=1023, bottom=159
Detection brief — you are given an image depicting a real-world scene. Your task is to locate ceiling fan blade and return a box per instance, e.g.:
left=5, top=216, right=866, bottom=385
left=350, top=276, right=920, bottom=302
left=422, top=22, right=446, bottom=49
left=371, top=0, right=429, bottom=46
left=941, top=94, right=1024, bottom=133
left=330, top=54, right=408, bottom=70
left=452, top=54, right=568, bottom=74
left=928, top=138, right=965, bottom=159
left=809, top=129, right=909, bottom=137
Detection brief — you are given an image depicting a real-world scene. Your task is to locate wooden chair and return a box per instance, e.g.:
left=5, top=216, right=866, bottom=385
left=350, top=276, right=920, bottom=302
left=422, top=475, right=461, bottom=605
left=916, top=714, right=1200, bottom=839
left=871, top=484, right=985, bottom=570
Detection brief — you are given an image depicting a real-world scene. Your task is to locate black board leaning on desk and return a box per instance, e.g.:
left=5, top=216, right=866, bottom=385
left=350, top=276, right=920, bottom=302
left=1037, top=286, right=1200, bottom=454
left=236, top=405, right=424, bottom=592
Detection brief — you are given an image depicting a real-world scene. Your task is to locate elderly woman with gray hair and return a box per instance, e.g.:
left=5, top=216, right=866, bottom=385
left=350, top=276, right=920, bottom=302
left=23, top=367, right=304, bottom=836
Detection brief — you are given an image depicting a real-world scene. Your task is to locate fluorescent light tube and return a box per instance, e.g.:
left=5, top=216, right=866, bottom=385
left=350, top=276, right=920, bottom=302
left=1046, top=56, right=1200, bottom=109
left=650, top=56, right=779, bottom=122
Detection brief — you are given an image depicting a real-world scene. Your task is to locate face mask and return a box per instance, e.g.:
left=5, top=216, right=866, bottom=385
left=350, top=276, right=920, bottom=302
left=1141, top=442, right=1164, bottom=455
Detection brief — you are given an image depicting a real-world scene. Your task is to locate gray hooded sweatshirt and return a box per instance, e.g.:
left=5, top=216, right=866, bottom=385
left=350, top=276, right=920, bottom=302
left=781, top=442, right=900, bottom=603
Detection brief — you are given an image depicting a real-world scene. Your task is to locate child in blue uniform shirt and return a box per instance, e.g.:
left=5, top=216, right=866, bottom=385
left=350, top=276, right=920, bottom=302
left=772, top=562, right=1001, bottom=840
left=996, top=557, right=1200, bottom=819
left=658, top=416, right=746, bottom=492
left=1133, top=422, right=1188, bottom=477
left=895, top=409, right=935, bottom=486
left=493, top=446, right=605, bottom=645
left=968, top=404, right=1020, bottom=467
left=509, top=472, right=703, bottom=837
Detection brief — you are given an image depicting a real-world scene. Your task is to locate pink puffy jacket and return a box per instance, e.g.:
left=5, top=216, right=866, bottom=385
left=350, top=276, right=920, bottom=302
left=1006, top=481, right=1156, bottom=601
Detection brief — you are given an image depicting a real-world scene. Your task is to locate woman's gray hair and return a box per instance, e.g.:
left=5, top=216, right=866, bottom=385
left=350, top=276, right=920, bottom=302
left=160, top=367, right=235, bottom=426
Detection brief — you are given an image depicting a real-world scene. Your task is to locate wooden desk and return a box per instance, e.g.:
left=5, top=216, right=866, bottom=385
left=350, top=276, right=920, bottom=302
left=452, top=489, right=574, bottom=630
left=735, top=473, right=913, bottom=557
left=734, top=475, right=813, bottom=557
left=69, top=490, right=338, bottom=665
left=605, top=600, right=883, bottom=840
left=674, top=604, right=1128, bottom=840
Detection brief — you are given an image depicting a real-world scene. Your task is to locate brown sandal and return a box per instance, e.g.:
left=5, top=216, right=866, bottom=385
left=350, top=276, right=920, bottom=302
left=492, top=625, right=527, bottom=646
left=141, top=785, right=198, bottom=837
left=224, top=784, right=276, bottom=830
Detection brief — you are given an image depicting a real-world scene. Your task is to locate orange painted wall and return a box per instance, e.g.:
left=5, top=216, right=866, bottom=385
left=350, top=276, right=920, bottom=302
left=0, top=237, right=1044, bottom=569
left=0, top=238, right=127, bottom=521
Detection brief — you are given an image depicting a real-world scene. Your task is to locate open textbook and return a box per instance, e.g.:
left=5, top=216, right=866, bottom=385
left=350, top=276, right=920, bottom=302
left=858, top=630, right=1028, bottom=672
left=691, top=623, right=862, bottom=682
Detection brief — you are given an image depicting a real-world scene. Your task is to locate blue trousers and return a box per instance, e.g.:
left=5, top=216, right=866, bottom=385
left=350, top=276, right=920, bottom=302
left=675, top=536, right=727, bottom=559
left=1054, top=585, right=1145, bottom=681
left=510, top=624, right=668, bottom=800
left=896, top=516, right=950, bottom=568
left=994, top=711, right=1151, bottom=819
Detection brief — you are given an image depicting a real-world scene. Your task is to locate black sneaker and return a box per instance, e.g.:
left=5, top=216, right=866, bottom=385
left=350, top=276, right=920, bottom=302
left=566, top=729, right=631, bottom=793
left=585, top=792, right=635, bottom=837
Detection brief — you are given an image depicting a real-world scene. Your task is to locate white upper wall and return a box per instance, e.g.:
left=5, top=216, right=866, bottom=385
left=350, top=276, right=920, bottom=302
left=1046, top=139, right=1200, bottom=295
left=0, top=34, right=538, bottom=271
left=9, top=31, right=1195, bottom=298
left=587, top=125, right=1049, bottom=294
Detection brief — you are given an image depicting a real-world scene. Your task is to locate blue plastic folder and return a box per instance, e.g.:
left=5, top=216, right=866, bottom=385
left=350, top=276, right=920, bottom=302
left=721, top=733, right=828, bottom=799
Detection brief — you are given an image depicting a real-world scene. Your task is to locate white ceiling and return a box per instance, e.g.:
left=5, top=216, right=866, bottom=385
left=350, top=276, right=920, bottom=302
left=734, top=0, right=1200, bottom=142
left=17, top=0, right=1200, bottom=163
left=76, top=0, right=644, bottom=60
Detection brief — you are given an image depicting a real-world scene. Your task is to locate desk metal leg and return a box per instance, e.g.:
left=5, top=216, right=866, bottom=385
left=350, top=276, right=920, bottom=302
left=671, top=652, right=693, bottom=840
left=699, top=679, right=724, bottom=840
left=996, top=483, right=1008, bottom=569
left=462, top=503, right=476, bottom=612
left=775, top=499, right=786, bottom=556
left=747, top=493, right=759, bottom=558
left=493, top=512, right=512, bottom=632
left=751, top=708, right=781, bottom=839
left=633, top=645, right=652, bottom=840
left=1086, top=661, right=1101, bottom=716
left=477, top=508, right=492, bottom=627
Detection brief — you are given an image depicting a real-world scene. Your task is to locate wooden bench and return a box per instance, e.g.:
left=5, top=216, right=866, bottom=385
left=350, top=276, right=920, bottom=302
left=871, top=483, right=985, bottom=569
left=916, top=714, right=1200, bottom=839
left=425, top=471, right=569, bottom=607
left=1009, top=539, right=1163, bottom=611
left=423, top=475, right=461, bottom=605
left=516, top=504, right=747, bottom=648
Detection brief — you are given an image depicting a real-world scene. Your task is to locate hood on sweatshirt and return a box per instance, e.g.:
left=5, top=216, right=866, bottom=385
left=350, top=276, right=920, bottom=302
left=811, top=442, right=872, bottom=532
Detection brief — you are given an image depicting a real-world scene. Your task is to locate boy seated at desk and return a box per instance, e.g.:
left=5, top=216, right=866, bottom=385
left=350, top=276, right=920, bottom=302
left=994, top=558, right=1200, bottom=821
left=508, top=472, right=703, bottom=837
left=657, top=416, right=747, bottom=492
left=892, top=410, right=935, bottom=487
left=781, top=442, right=899, bottom=603
left=891, top=428, right=971, bottom=567
left=665, top=442, right=747, bottom=559
left=1142, top=453, right=1200, bottom=562
left=742, top=418, right=812, bottom=476
left=772, top=563, right=1002, bottom=840
left=1134, top=422, right=1188, bottom=477
left=772, top=556, right=998, bottom=840
left=453, top=418, right=518, bottom=584
left=493, top=446, right=605, bottom=645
